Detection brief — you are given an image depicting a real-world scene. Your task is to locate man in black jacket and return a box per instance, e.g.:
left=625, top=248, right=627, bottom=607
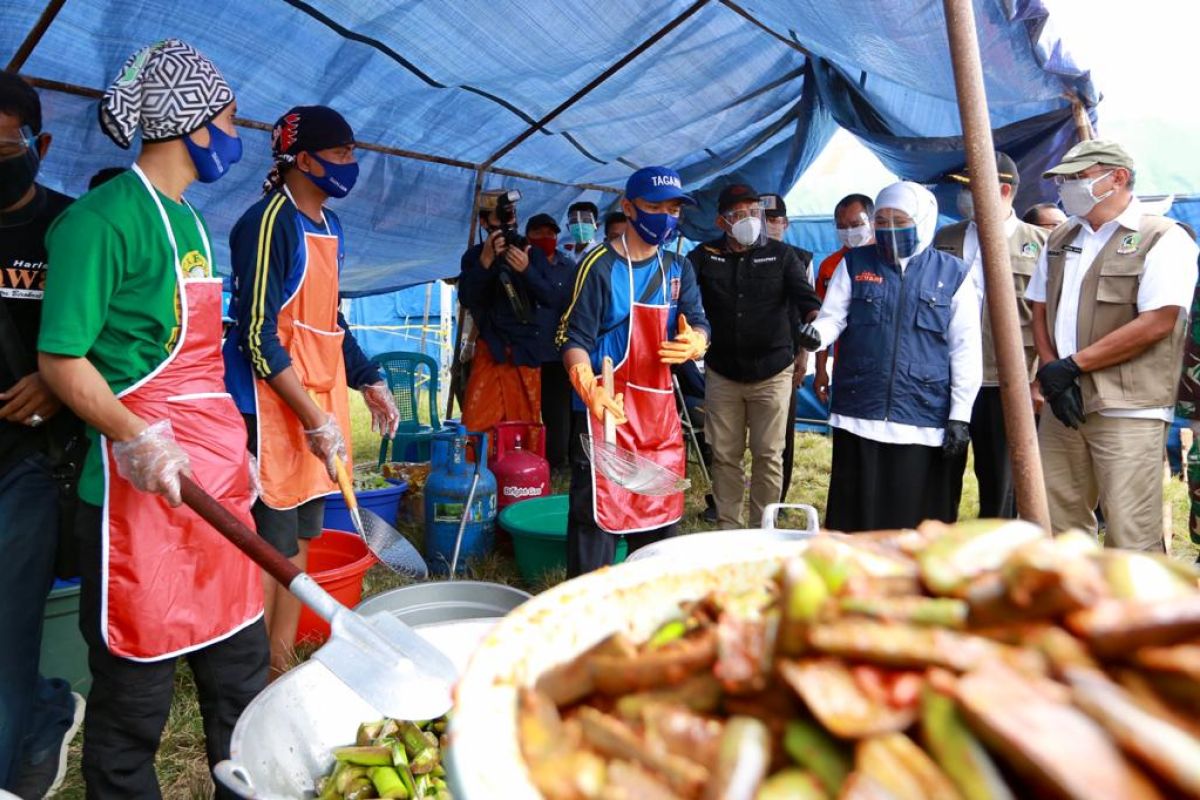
left=690, top=184, right=821, bottom=528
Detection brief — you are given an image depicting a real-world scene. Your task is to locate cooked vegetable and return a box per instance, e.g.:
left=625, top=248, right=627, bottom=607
left=320, top=716, right=451, bottom=799
left=516, top=522, right=1198, bottom=800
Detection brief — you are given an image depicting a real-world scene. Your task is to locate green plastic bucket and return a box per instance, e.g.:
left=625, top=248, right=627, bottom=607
left=40, top=580, right=91, bottom=696
left=498, top=494, right=627, bottom=582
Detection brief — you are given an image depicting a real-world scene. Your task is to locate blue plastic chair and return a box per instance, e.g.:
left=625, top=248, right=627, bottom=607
left=373, top=351, right=442, bottom=466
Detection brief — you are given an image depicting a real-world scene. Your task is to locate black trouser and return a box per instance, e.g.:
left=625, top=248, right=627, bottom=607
left=76, top=503, right=268, bottom=799
left=780, top=380, right=799, bottom=503
left=968, top=387, right=1016, bottom=518
left=825, top=428, right=959, bottom=532
left=566, top=413, right=677, bottom=576
left=540, top=360, right=572, bottom=470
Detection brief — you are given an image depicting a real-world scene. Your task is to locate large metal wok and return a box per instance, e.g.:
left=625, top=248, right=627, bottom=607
left=447, top=535, right=817, bottom=798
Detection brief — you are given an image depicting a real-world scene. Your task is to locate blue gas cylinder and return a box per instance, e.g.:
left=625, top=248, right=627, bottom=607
left=424, top=430, right=497, bottom=574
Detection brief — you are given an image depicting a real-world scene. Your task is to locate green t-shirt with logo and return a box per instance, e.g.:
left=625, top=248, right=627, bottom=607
left=39, top=169, right=215, bottom=505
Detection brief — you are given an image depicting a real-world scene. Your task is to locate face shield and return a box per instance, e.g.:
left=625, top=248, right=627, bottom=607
left=566, top=210, right=598, bottom=245
left=722, top=202, right=766, bottom=248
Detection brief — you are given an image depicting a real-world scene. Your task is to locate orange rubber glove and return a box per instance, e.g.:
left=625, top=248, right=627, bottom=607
left=658, top=314, right=708, bottom=365
left=568, top=362, right=627, bottom=425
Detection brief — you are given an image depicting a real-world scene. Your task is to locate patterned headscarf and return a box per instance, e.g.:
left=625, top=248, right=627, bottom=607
left=99, top=39, right=233, bottom=149
left=262, top=105, right=355, bottom=194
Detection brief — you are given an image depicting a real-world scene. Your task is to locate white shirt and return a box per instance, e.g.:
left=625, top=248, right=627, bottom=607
left=811, top=255, right=983, bottom=446
left=1026, top=198, right=1199, bottom=422
left=961, top=211, right=1020, bottom=307
left=570, top=239, right=601, bottom=265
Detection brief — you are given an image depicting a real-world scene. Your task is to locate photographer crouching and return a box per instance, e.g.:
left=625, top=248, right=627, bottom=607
left=458, top=189, right=551, bottom=437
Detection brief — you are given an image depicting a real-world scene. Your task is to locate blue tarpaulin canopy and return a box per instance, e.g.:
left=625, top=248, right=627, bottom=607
left=4, top=0, right=1096, bottom=296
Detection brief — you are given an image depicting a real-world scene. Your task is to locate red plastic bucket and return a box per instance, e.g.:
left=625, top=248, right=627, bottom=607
left=295, top=529, right=377, bottom=644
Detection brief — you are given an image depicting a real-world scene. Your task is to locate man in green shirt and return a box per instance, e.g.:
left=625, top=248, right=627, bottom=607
left=39, top=40, right=267, bottom=799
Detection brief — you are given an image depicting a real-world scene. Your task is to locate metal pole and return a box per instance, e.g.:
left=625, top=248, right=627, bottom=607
left=5, top=0, right=68, bottom=72
left=942, top=0, right=1051, bottom=530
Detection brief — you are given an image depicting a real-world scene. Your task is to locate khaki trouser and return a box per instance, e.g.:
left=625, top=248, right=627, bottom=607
left=705, top=365, right=794, bottom=529
left=1038, top=409, right=1168, bottom=551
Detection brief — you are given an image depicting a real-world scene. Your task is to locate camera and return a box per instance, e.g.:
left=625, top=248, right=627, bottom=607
left=494, top=191, right=527, bottom=250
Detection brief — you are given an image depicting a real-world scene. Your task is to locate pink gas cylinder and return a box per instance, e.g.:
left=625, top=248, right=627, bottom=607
left=493, top=421, right=550, bottom=510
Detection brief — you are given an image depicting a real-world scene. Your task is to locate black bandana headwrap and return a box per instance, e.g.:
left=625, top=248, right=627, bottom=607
left=99, top=39, right=233, bottom=150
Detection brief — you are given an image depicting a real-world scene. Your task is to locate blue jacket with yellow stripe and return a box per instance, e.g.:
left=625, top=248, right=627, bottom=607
left=222, top=190, right=381, bottom=415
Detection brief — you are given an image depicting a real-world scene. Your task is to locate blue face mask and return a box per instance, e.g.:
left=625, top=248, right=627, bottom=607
left=568, top=222, right=596, bottom=245
left=630, top=206, right=679, bottom=247
left=183, top=122, right=242, bottom=184
left=876, top=225, right=919, bottom=266
left=305, top=153, right=359, bottom=199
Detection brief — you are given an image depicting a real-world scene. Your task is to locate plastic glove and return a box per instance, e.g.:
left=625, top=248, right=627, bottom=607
left=795, top=323, right=822, bottom=352
left=248, top=453, right=261, bottom=507
left=568, top=362, right=627, bottom=425
left=304, top=414, right=348, bottom=481
left=942, top=420, right=970, bottom=458
left=111, top=419, right=190, bottom=507
left=1036, top=356, right=1082, bottom=400
left=362, top=381, right=400, bottom=437
left=658, top=314, right=708, bottom=365
left=1048, top=383, right=1086, bottom=429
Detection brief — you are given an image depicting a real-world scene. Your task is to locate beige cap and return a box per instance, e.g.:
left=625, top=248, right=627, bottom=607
left=1042, top=139, right=1135, bottom=178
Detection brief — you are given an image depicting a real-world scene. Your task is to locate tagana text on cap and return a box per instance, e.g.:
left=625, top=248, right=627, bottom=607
left=625, top=166, right=696, bottom=205
left=1043, top=140, right=1136, bottom=178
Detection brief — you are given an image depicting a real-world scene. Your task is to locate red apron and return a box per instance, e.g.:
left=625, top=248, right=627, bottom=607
left=255, top=191, right=352, bottom=509
left=587, top=253, right=685, bottom=532
left=101, top=165, right=262, bottom=661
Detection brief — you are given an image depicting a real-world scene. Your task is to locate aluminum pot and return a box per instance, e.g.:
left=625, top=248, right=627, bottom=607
left=215, top=616, right=496, bottom=799
left=625, top=502, right=818, bottom=563
left=354, top=580, right=530, bottom=624
left=447, top=536, right=815, bottom=798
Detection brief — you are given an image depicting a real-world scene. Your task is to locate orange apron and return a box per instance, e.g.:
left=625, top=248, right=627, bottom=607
left=587, top=253, right=685, bottom=532
left=254, top=190, right=352, bottom=509
left=101, top=165, right=262, bottom=661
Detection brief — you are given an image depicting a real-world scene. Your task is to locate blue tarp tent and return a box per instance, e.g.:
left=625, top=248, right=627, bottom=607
left=4, top=0, right=1097, bottom=297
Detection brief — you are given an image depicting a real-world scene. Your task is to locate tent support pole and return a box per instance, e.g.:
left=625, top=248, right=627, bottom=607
left=6, top=0, right=68, bottom=73
left=481, top=0, right=711, bottom=169
left=943, top=0, right=1051, bottom=530
left=1070, top=95, right=1095, bottom=143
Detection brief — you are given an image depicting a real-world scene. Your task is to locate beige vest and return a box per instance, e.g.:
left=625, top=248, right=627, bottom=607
left=934, top=218, right=1047, bottom=384
left=1044, top=214, right=1186, bottom=414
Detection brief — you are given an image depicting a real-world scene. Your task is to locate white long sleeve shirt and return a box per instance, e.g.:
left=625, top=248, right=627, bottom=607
left=811, top=256, right=983, bottom=446
left=1025, top=198, right=1198, bottom=423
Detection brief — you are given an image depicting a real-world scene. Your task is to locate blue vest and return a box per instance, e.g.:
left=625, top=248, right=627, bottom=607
left=831, top=246, right=969, bottom=428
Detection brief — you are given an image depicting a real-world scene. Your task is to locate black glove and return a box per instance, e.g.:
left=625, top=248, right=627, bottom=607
left=1047, top=383, right=1086, bottom=429
left=942, top=420, right=970, bottom=458
left=1036, top=356, right=1082, bottom=400
left=795, top=323, right=822, bottom=351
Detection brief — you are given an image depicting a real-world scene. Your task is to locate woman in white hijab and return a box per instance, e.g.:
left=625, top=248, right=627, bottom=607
left=807, top=181, right=982, bottom=532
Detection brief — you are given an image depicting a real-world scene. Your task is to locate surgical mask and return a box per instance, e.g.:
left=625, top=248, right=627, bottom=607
left=731, top=216, right=762, bottom=247
left=630, top=206, right=678, bottom=247
left=765, top=218, right=787, bottom=241
left=1057, top=171, right=1113, bottom=217
left=875, top=226, right=919, bottom=266
left=0, top=140, right=39, bottom=210
left=183, top=122, right=242, bottom=184
left=956, top=188, right=975, bottom=220
left=837, top=224, right=873, bottom=249
left=306, top=153, right=359, bottom=199
left=568, top=221, right=596, bottom=244
left=530, top=235, right=557, bottom=259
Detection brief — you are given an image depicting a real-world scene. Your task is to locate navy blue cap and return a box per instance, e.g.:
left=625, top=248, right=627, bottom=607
left=625, top=166, right=696, bottom=205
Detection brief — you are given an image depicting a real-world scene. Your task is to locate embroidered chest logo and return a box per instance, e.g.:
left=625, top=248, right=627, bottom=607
left=1021, top=242, right=1040, bottom=258
left=181, top=250, right=210, bottom=279
left=855, top=271, right=884, bottom=284
left=1116, top=233, right=1141, bottom=255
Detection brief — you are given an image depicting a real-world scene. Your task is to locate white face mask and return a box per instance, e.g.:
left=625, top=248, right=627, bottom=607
left=837, top=224, right=873, bottom=249
left=1057, top=170, right=1113, bottom=217
left=956, top=188, right=974, bottom=220
left=731, top=216, right=762, bottom=247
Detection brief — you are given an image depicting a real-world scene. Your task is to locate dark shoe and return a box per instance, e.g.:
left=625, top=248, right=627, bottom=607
left=9, top=692, right=84, bottom=799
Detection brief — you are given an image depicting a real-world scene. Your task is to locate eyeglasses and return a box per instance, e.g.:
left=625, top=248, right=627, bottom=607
left=1051, top=169, right=1112, bottom=187
left=0, top=126, right=36, bottom=161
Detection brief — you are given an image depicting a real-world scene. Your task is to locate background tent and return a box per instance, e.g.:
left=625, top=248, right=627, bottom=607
left=4, top=0, right=1097, bottom=296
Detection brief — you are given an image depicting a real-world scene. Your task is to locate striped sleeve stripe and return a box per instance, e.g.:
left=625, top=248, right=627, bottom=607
left=248, top=194, right=287, bottom=375
left=555, top=245, right=607, bottom=347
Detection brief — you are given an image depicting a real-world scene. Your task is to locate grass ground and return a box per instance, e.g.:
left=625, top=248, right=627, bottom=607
left=54, top=396, right=1197, bottom=797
